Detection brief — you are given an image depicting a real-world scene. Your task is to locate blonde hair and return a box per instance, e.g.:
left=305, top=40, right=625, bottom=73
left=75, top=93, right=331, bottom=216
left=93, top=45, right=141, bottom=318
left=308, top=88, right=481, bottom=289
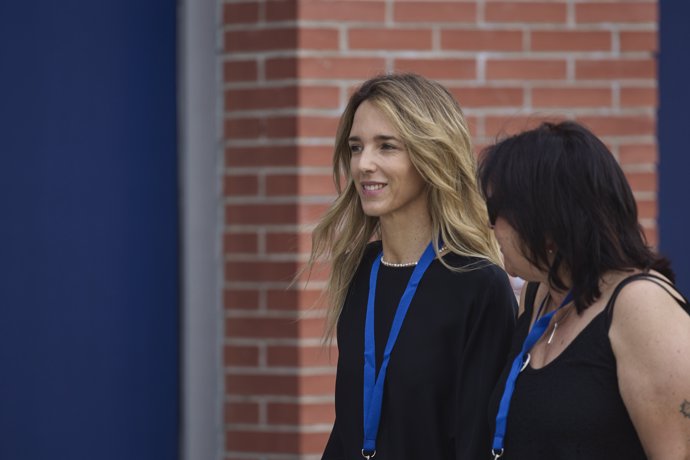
left=308, top=73, right=501, bottom=342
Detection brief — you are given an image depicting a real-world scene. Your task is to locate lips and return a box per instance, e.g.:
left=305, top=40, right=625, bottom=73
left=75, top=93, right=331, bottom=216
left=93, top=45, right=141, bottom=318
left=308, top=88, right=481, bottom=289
left=363, top=183, right=385, bottom=191
left=359, top=181, right=387, bottom=197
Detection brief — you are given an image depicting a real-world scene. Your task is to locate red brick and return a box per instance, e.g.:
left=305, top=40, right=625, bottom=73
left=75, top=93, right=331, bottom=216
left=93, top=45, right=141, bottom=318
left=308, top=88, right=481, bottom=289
left=224, top=29, right=297, bottom=53
left=532, top=87, right=612, bottom=108
left=637, top=199, right=656, bottom=220
left=265, top=0, right=297, bottom=21
left=225, top=146, right=298, bottom=168
left=576, top=3, right=657, bottom=24
left=394, top=58, right=476, bottom=80
left=267, top=401, right=335, bottom=425
left=576, top=59, right=656, bottom=80
left=225, top=317, right=323, bottom=339
left=577, top=115, right=655, bottom=137
left=450, top=87, right=523, bottom=108
left=226, top=317, right=299, bottom=339
left=262, top=116, right=339, bottom=140
left=267, top=288, right=326, bottom=311
left=266, top=57, right=386, bottom=80
left=442, top=29, right=523, bottom=51
left=225, top=374, right=335, bottom=397
left=224, top=117, right=262, bottom=140
left=619, top=143, right=657, bottom=165
left=225, top=430, right=330, bottom=454
left=225, top=261, right=298, bottom=283
left=223, top=2, right=260, bottom=24
left=266, top=232, right=304, bottom=254
left=226, top=87, right=297, bottom=111
left=223, top=175, right=259, bottom=197
left=298, top=28, right=340, bottom=50
left=620, top=30, right=657, bottom=52
left=394, top=2, right=477, bottom=22
left=486, top=2, right=567, bottom=23
left=297, top=145, right=335, bottom=168
left=620, top=86, right=657, bottom=108
left=300, top=116, right=340, bottom=138
left=299, top=86, right=340, bottom=109
left=486, top=59, right=567, bottom=80
left=485, top=115, right=565, bottom=138
left=294, top=259, right=330, bottom=283
left=224, top=289, right=260, bottom=311
left=296, top=1, right=386, bottom=21
left=223, top=60, right=259, bottom=83
left=349, top=28, right=433, bottom=50
left=224, top=402, right=260, bottom=424
left=266, top=344, right=336, bottom=367
left=266, top=174, right=335, bottom=197
left=264, top=57, right=297, bottom=80
left=264, top=117, right=297, bottom=139
left=224, top=345, right=260, bottom=367
left=225, top=203, right=329, bottom=225
left=531, top=31, right=611, bottom=52
left=625, top=171, right=657, bottom=192
left=466, top=116, right=481, bottom=139
left=223, top=232, right=259, bottom=254
left=642, top=225, right=657, bottom=247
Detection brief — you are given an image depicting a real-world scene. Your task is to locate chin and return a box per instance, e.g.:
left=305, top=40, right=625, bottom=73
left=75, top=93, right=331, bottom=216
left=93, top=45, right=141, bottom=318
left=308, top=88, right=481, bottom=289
left=360, top=205, right=385, bottom=217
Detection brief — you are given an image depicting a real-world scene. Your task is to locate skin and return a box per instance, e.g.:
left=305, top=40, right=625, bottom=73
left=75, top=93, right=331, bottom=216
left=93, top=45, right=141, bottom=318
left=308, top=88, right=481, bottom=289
left=492, top=215, right=690, bottom=459
left=349, top=100, right=431, bottom=264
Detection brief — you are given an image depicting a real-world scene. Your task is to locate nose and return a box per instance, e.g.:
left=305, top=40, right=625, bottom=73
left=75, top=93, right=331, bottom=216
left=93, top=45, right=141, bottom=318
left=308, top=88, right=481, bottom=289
left=357, top=146, right=376, bottom=173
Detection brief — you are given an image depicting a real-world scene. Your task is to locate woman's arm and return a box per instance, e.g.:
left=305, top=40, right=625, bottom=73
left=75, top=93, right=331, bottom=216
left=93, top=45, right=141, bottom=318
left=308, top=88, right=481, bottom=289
left=321, top=418, right=344, bottom=460
left=610, top=279, right=690, bottom=459
left=454, top=268, right=516, bottom=459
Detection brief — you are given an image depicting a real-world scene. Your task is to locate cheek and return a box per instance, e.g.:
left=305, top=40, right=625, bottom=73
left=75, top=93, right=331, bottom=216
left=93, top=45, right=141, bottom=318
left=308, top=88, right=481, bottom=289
left=350, top=156, right=358, bottom=173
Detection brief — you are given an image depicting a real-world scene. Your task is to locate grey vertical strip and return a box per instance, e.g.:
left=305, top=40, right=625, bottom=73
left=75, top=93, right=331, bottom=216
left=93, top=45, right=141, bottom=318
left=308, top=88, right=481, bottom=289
left=178, top=0, right=223, bottom=458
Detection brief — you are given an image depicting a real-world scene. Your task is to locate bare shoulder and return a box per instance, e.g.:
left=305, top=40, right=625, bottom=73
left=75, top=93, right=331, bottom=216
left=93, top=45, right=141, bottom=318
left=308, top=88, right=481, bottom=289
left=610, top=272, right=688, bottom=332
left=609, top=272, right=690, bottom=357
left=609, top=272, right=690, bottom=458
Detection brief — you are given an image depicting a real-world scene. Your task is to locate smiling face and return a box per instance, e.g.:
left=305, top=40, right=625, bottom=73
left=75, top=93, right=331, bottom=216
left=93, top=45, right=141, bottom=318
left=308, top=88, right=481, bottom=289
left=348, top=100, right=428, bottom=224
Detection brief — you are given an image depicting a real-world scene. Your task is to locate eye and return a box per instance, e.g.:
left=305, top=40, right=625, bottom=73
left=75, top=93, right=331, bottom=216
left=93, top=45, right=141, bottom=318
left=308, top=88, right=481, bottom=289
left=381, top=143, right=397, bottom=151
left=349, top=144, right=362, bottom=154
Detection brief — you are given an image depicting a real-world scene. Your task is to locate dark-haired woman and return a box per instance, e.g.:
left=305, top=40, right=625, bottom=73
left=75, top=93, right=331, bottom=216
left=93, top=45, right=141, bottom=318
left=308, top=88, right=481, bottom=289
left=480, top=121, right=690, bottom=459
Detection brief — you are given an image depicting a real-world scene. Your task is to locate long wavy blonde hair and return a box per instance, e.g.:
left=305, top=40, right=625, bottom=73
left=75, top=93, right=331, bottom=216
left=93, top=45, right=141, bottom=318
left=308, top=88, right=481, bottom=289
left=308, top=73, right=502, bottom=342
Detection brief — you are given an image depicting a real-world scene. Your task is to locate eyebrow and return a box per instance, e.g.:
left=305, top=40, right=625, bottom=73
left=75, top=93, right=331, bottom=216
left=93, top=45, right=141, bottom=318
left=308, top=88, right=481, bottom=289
left=348, top=135, right=400, bottom=143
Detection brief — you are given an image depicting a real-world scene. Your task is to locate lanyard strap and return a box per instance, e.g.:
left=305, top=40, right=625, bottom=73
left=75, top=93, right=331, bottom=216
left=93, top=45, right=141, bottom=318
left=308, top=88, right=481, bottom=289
left=362, top=241, right=437, bottom=458
left=491, top=289, right=573, bottom=458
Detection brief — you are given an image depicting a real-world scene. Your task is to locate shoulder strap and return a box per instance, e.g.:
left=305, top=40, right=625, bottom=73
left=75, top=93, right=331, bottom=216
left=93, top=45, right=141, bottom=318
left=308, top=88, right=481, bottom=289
left=605, top=272, right=689, bottom=328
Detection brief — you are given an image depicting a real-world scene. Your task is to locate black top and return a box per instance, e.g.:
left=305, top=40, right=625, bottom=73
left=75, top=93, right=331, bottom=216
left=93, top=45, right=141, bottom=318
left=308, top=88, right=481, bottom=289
left=323, top=241, right=517, bottom=460
left=488, top=273, right=690, bottom=459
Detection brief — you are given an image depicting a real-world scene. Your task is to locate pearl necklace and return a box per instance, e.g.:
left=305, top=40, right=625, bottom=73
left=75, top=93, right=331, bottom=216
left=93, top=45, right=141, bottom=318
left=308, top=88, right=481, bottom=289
left=380, top=246, right=448, bottom=268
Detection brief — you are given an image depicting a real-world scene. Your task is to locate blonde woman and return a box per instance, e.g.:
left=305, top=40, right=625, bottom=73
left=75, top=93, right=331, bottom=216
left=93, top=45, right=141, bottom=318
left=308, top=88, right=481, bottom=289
left=308, top=73, right=516, bottom=460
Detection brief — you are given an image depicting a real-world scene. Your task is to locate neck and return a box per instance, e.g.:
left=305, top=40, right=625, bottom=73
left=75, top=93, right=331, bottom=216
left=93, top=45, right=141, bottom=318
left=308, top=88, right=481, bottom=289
left=380, top=215, right=433, bottom=265
left=545, top=286, right=572, bottom=312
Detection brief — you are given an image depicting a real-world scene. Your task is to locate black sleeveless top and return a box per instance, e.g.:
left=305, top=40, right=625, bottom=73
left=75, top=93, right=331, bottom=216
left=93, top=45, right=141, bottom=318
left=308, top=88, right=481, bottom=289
left=488, top=273, right=690, bottom=459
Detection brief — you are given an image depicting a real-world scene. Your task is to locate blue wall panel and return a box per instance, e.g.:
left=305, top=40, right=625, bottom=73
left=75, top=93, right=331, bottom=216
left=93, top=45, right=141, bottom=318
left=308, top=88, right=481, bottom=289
left=659, top=1, right=690, bottom=293
left=0, top=1, right=179, bottom=459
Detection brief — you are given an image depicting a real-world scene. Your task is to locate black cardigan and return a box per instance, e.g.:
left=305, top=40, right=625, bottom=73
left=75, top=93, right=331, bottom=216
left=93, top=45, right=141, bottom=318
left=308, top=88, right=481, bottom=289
left=323, top=241, right=516, bottom=460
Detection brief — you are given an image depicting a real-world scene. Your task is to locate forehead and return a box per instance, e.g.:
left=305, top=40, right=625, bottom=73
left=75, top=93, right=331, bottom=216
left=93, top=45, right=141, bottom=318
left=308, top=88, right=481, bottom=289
left=350, top=100, right=398, bottom=136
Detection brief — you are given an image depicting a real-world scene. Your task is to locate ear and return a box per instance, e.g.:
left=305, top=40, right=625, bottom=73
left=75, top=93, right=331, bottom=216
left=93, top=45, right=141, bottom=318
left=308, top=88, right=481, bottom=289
left=546, top=240, right=557, bottom=256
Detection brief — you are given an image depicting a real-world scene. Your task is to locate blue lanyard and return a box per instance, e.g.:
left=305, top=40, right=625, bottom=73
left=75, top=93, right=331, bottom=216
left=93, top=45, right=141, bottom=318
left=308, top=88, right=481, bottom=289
left=362, top=241, right=437, bottom=459
left=491, top=289, right=573, bottom=459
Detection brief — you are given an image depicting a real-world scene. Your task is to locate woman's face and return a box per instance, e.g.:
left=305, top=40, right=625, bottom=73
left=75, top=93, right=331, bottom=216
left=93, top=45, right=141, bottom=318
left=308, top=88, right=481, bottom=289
left=349, top=100, right=427, bottom=223
left=492, top=216, right=545, bottom=282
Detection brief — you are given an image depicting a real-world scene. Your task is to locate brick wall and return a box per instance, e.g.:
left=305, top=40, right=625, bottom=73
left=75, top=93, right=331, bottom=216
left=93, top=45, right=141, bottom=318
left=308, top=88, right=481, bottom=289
left=221, top=0, right=658, bottom=458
